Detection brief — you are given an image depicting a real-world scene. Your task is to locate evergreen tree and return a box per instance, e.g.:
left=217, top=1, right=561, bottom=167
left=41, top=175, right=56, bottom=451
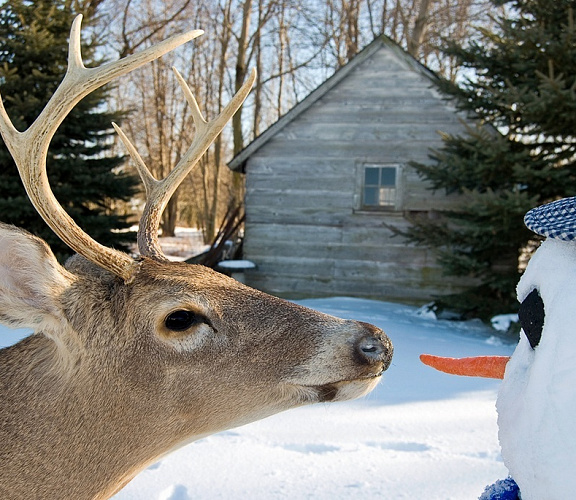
left=0, top=0, right=138, bottom=259
left=406, top=0, right=576, bottom=320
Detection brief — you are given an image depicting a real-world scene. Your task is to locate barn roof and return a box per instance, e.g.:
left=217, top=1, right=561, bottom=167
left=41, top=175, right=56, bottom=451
left=228, top=34, right=441, bottom=173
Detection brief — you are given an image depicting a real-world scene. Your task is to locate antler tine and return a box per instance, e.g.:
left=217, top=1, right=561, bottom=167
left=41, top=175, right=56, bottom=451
left=115, top=67, right=257, bottom=260
left=112, top=123, right=157, bottom=197
left=0, top=15, right=203, bottom=282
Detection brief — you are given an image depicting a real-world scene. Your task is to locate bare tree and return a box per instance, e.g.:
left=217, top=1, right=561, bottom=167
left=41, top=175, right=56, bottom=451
left=361, top=0, right=500, bottom=78
left=105, top=1, right=217, bottom=238
left=323, top=0, right=361, bottom=68
left=407, top=0, right=432, bottom=57
left=96, top=0, right=499, bottom=245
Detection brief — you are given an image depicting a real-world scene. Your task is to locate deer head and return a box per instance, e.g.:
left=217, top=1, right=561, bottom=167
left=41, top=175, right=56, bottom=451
left=0, top=17, right=392, bottom=500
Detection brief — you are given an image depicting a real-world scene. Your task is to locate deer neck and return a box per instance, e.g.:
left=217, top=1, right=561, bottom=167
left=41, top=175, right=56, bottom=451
left=0, top=334, right=187, bottom=499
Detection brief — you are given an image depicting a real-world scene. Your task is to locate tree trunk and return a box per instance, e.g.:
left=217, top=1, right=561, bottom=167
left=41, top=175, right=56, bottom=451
left=233, top=0, right=252, bottom=156
left=408, top=0, right=432, bottom=57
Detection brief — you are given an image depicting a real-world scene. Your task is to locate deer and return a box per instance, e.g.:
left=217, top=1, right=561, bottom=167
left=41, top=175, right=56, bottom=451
left=0, top=16, right=393, bottom=500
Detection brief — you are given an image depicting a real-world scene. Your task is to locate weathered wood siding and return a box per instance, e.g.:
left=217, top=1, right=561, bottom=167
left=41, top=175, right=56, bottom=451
left=241, top=39, right=473, bottom=303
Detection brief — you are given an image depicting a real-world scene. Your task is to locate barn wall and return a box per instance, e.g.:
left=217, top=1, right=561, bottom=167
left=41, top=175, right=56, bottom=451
left=242, top=41, right=472, bottom=303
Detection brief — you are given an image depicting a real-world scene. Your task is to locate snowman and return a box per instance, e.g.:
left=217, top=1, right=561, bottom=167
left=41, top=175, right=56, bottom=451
left=421, top=196, right=576, bottom=500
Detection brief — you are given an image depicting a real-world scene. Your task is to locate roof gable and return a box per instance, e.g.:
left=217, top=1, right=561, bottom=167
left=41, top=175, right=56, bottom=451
left=228, top=35, right=441, bottom=172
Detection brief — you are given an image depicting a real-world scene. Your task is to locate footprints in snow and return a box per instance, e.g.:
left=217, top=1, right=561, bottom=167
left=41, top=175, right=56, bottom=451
left=159, top=484, right=190, bottom=500
left=281, top=440, right=430, bottom=455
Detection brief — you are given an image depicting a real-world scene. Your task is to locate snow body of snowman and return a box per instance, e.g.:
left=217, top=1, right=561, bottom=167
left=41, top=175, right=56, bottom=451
left=421, top=196, right=576, bottom=500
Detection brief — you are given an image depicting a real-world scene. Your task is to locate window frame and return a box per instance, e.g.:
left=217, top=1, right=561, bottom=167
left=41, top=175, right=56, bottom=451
left=355, top=163, right=403, bottom=212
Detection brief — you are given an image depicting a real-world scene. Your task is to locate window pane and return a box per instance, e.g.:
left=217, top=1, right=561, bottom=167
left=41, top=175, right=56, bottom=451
left=379, top=187, right=396, bottom=206
left=364, top=167, right=380, bottom=185
left=380, top=167, right=396, bottom=186
left=362, top=165, right=399, bottom=210
left=364, top=186, right=379, bottom=206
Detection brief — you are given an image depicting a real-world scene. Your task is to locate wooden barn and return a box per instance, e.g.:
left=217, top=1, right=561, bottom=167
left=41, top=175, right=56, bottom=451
left=228, top=35, right=474, bottom=304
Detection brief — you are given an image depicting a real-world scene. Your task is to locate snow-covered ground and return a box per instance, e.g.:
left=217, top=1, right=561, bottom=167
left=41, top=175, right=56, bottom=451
left=153, top=227, right=209, bottom=262
left=1, top=297, right=515, bottom=499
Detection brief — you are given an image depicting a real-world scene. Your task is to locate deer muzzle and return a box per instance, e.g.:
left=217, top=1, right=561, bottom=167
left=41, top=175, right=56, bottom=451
left=290, top=319, right=393, bottom=404
left=354, top=321, right=393, bottom=371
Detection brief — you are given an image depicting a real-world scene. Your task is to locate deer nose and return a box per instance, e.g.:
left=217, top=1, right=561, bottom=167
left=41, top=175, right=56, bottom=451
left=355, top=323, right=393, bottom=369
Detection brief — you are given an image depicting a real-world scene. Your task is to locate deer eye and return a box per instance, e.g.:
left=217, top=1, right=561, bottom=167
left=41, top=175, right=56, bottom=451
left=518, top=289, right=545, bottom=349
left=164, top=310, right=203, bottom=331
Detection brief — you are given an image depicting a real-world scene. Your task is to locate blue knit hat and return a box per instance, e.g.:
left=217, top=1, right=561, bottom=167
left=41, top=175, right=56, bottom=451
left=524, top=196, right=576, bottom=241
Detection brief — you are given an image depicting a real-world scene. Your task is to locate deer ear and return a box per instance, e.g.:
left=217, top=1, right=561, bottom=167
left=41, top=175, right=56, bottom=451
left=0, top=223, right=74, bottom=330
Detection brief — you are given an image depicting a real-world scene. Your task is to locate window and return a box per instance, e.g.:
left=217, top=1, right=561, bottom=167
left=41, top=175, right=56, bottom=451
left=362, top=165, right=399, bottom=210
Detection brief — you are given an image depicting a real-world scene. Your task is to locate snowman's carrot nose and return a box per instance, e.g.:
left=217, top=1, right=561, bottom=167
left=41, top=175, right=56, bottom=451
left=420, top=354, right=510, bottom=379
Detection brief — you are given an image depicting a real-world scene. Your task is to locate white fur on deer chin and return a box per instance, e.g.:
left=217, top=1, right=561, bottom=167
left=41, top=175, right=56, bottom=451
left=279, top=383, right=322, bottom=404
left=330, top=376, right=382, bottom=401
left=283, top=375, right=382, bottom=405
left=315, top=376, right=382, bottom=402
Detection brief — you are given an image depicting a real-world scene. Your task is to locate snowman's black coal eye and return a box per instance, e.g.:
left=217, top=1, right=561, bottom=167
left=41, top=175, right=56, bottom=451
left=518, top=289, right=545, bottom=349
left=164, top=310, right=203, bottom=331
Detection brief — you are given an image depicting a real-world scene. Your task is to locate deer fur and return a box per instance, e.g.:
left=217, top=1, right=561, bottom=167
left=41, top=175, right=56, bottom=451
left=0, top=223, right=392, bottom=498
left=0, top=16, right=392, bottom=499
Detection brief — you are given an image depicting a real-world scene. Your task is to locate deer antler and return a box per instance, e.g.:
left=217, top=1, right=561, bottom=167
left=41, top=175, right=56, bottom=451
left=113, top=67, right=256, bottom=260
left=0, top=15, right=203, bottom=281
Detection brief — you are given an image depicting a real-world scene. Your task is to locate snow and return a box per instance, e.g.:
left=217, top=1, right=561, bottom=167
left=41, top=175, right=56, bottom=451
left=490, top=314, right=518, bottom=332
left=0, top=297, right=515, bottom=499
left=155, top=227, right=209, bottom=262
left=216, top=259, right=256, bottom=270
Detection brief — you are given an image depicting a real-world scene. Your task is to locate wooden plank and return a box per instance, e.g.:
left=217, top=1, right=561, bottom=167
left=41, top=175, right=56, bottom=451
left=247, top=176, right=353, bottom=192
left=245, top=252, right=465, bottom=287
left=246, top=158, right=354, bottom=178
left=327, top=83, right=441, bottom=99
left=295, top=110, right=464, bottom=125
left=245, top=239, right=437, bottom=266
left=246, top=223, right=412, bottom=251
left=270, top=123, right=456, bottom=143
left=244, top=267, right=469, bottom=304
left=245, top=191, right=352, bottom=211
left=246, top=206, right=346, bottom=226
left=246, top=223, right=343, bottom=242
left=312, top=90, right=451, bottom=106
left=248, top=140, right=444, bottom=159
